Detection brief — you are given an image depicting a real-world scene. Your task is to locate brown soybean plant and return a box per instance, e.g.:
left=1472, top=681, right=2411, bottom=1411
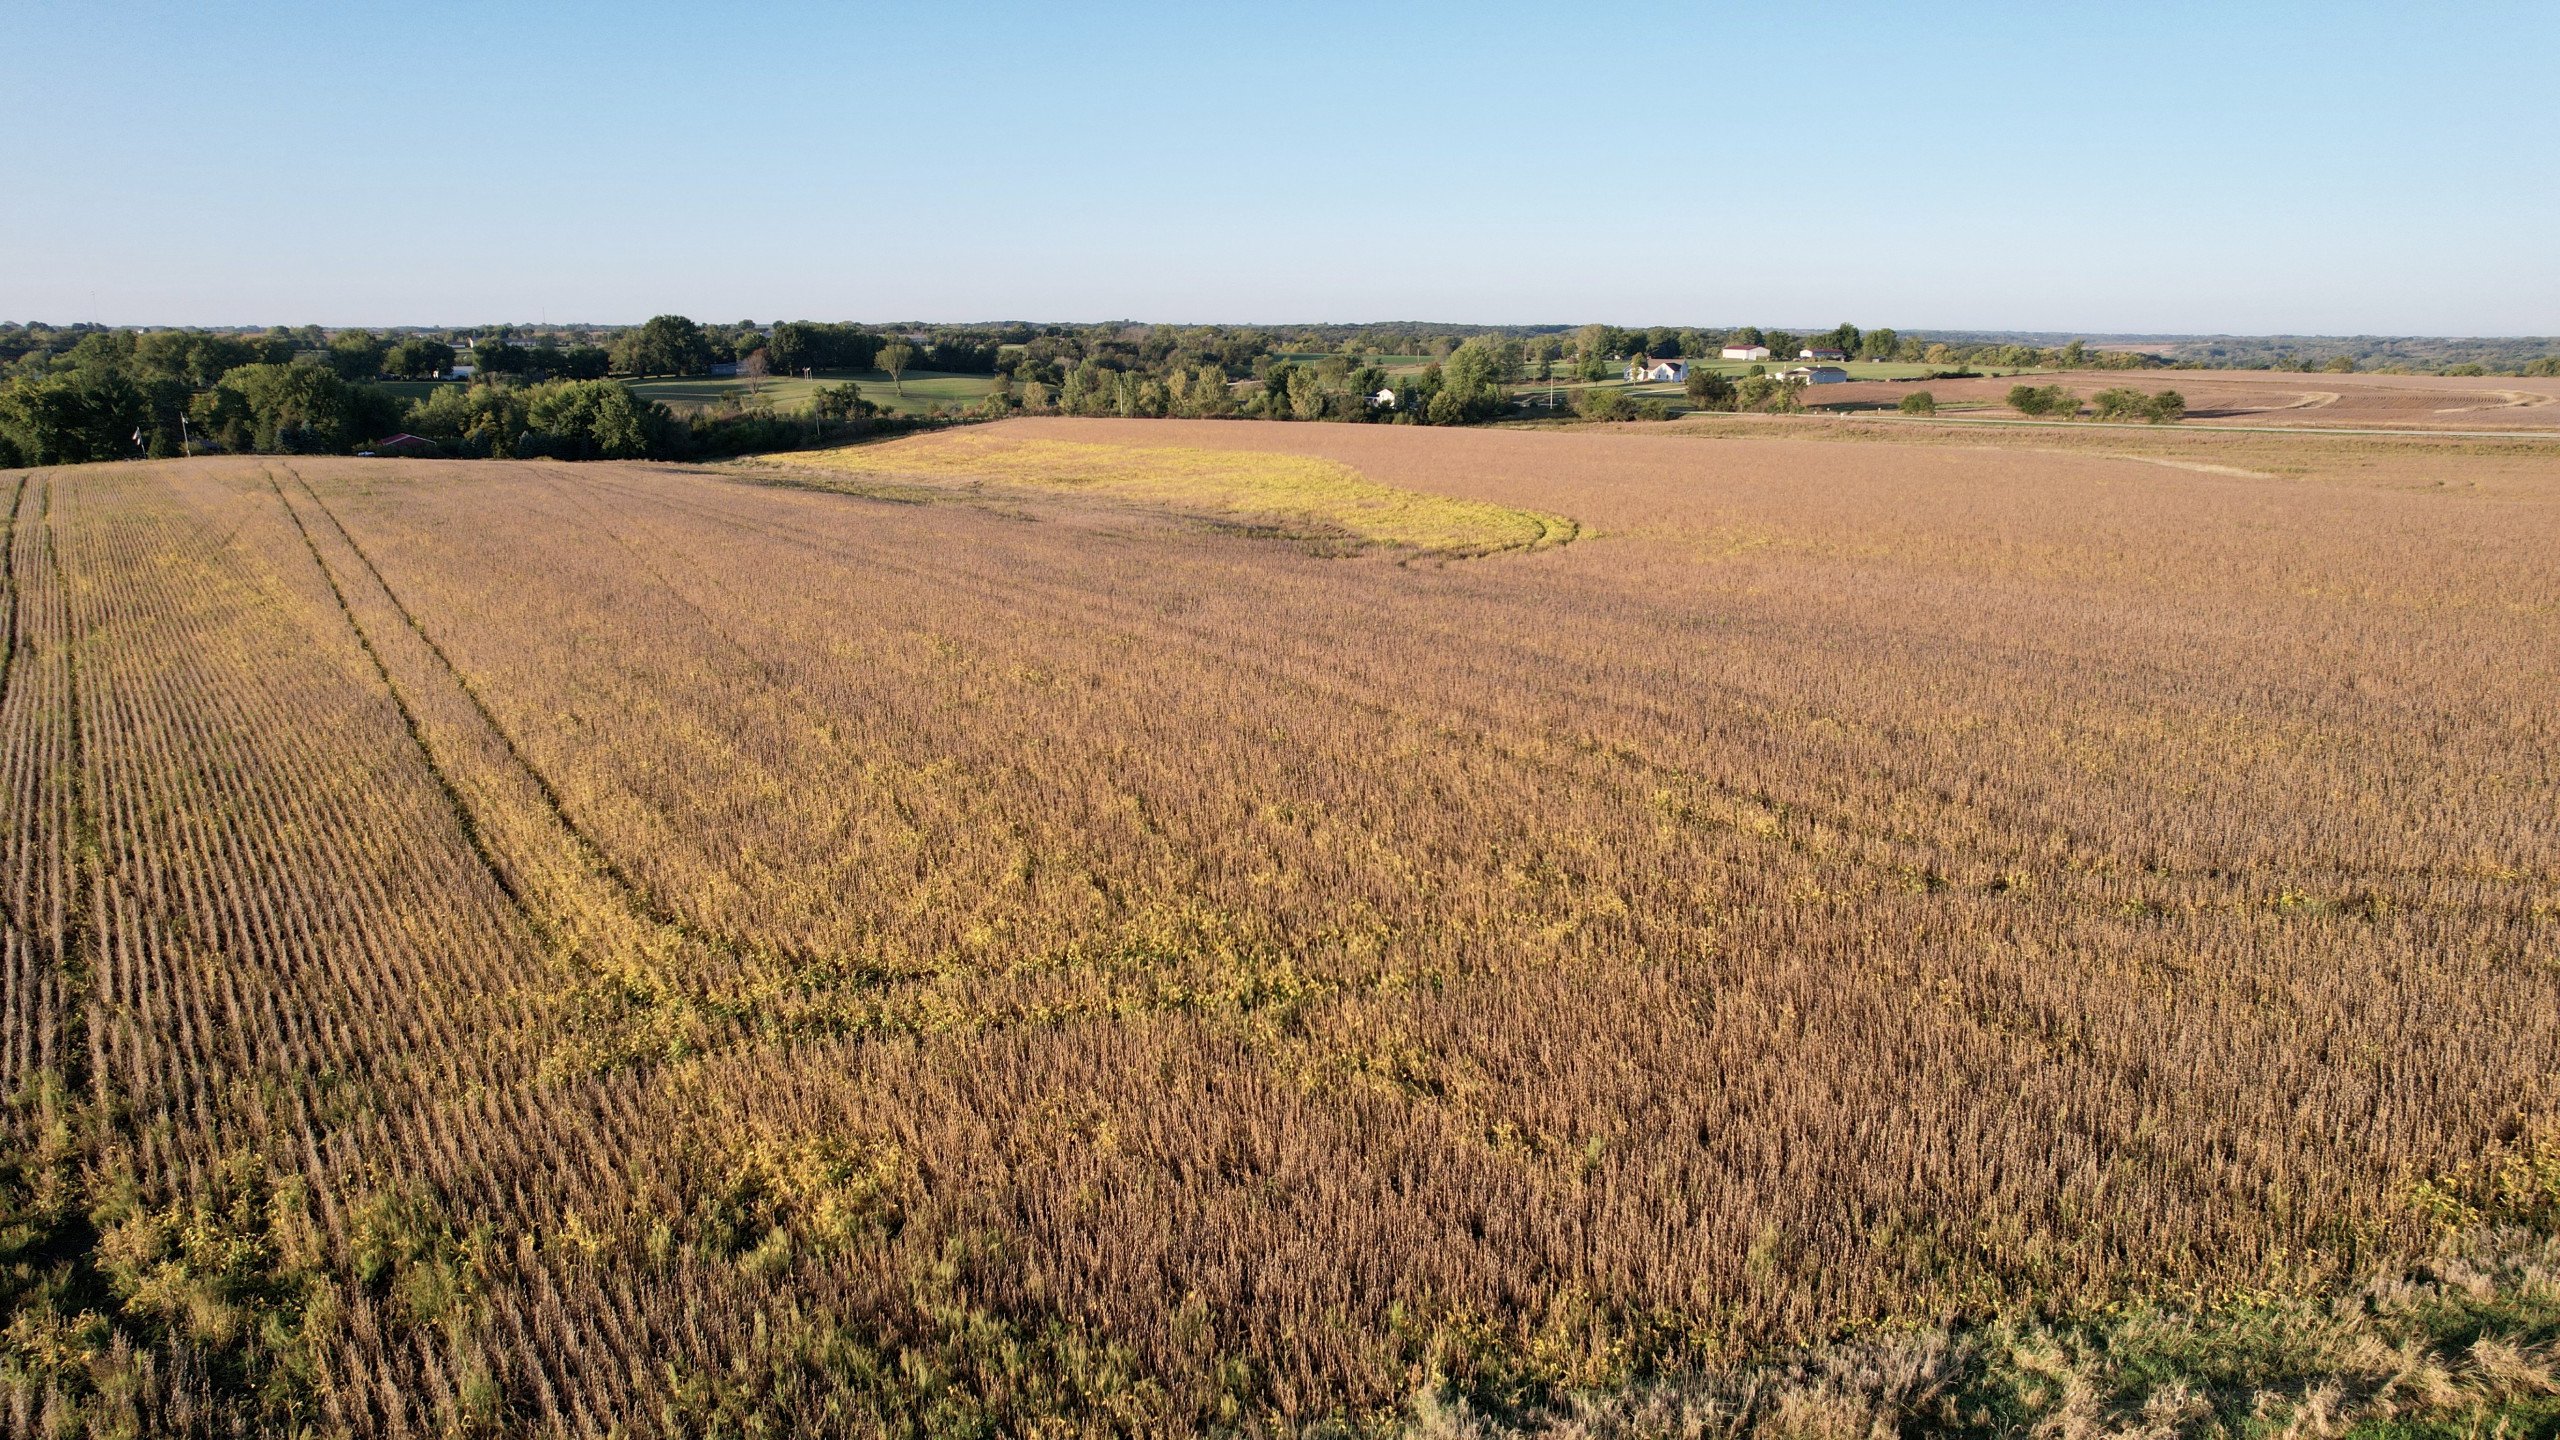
left=2, top=420, right=2554, bottom=1435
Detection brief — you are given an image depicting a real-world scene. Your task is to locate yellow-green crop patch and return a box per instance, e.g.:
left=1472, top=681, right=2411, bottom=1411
left=752, top=430, right=1578, bottom=556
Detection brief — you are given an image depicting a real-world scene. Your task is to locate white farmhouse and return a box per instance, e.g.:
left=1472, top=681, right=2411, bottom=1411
left=1626, top=358, right=1688, bottom=383
left=1720, top=343, right=1771, bottom=361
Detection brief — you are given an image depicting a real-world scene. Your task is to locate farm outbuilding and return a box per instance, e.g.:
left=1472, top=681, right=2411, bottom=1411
left=1720, top=343, right=1772, bottom=361
left=1801, top=347, right=1848, bottom=361
left=1783, top=366, right=1851, bottom=384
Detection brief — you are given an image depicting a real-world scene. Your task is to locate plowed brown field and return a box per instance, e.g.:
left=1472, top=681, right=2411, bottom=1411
left=1807, top=367, right=2560, bottom=429
left=4, top=417, right=2555, bottom=1434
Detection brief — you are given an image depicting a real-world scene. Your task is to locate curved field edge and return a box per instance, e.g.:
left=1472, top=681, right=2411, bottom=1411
left=742, top=430, right=1582, bottom=557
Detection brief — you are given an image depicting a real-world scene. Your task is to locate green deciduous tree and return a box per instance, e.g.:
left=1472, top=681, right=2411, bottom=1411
left=381, top=338, right=456, bottom=381
left=878, top=341, right=916, bottom=395
left=2091, top=387, right=2151, bottom=421
left=523, top=380, right=673, bottom=459
left=2006, top=384, right=2077, bottom=418
left=0, top=368, right=155, bottom=464
left=189, top=363, right=401, bottom=454
left=133, top=330, right=263, bottom=388
left=810, top=381, right=867, bottom=421
left=612, top=315, right=714, bottom=376
left=1685, top=370, right=1737, bottom=411
left=473, top=338, right=531, bottom=376
left=1572, top=387, right=1634, bottom=421
left=325, top=330, right=387, bottom=381
left=1443, top=336, right=1519, bottom=391
left=402, top=383, right=530, bottom=456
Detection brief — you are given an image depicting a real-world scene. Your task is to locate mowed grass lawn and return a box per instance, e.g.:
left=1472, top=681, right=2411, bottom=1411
left=1550, top=358, right=2037, bottom=412
left=1656, top=358, right=1948, bottom=380
left=1273, top=352, right=1436, bottom=371
left=1297, top=353, right=1972, bottom=383
left=625, top=368, right=998, bottom=416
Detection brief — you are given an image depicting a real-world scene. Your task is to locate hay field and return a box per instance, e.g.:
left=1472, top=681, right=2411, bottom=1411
left=751, top=428, right=1579, bottom=555
left=3, top=418, right=2557, bottom=1435
left=627, top=369, right=1001, bottom=417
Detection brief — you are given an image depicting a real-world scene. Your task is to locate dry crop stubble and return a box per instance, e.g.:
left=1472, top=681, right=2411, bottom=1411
left=2, top=418, right=2556, bottom=1435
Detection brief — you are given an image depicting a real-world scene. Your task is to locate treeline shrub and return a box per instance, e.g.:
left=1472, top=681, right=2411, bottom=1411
left=189, top=363, right=406, bottom=454
left=2092, top=387, right=2189, bottom=423
left=1684, top=372, right=1737, bottom=410
left=2006, top=384, right=2078, bottom=417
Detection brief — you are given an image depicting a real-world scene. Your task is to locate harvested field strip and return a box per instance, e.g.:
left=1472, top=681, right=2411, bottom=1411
left=650, top=456, right=2549, bottom=896
left=751, top=429, right=1580, bottom=555
left=610, top=477, right=2051, bottom=907
left=1867, top=413, right=2560, bottom=440
left=527, top=469, right=2560, bottom=1235
left=2435, top=389, right=2556, bottom=413
left=2, top=475, right=76, bottom=1113
left=357, top=468, right=1460, bottom=1019
left=268, top=467, right=925, bottom=1069
left=636, top=469, right=2532, bottom=925
left=283, top=465, right=1338, bottom=1051
left=0, top=474, right=22, bottom=709
left=55, top=470, right=536, bottom=1087
left=15, top=444, right=2550, bottom=1436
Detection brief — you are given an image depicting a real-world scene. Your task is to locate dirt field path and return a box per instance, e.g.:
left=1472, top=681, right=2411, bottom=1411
left=2434, top=389, right=2557, bottom=414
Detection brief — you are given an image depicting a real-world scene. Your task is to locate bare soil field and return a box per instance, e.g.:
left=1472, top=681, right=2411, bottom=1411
left=4, top=418, right=2556, bottom=1434
left=1807, top=367, right=2560, bottom=430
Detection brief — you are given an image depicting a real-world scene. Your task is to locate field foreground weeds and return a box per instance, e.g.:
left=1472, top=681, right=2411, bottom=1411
left=1415, top=1222, right=2560, bottom=1439
left=749, top=428, right=1581, bottom=556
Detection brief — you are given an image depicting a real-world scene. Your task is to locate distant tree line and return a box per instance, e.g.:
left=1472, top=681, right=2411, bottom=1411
left=8, top=319, right=2555, bottom=395
left=9, top=313, right=2550, bottom=468
left=1890, top=329, right=2560, bottom=377
left=0, top=326, right=919, bottom=468
left=981, top=329, right=1527, bottom=424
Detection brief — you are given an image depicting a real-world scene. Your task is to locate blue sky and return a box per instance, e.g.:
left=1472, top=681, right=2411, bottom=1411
left=3, top=1, right=2553, bottom=333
